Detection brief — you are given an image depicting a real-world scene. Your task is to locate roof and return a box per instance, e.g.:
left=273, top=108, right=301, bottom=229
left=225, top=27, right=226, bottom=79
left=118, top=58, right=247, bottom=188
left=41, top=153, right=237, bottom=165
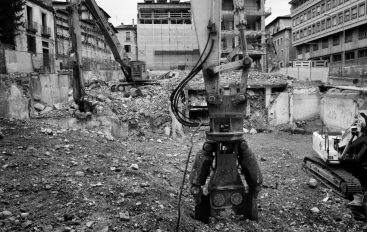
left=265, top=15, right=291, bottom=28
left=115, top=24, right=137, bottom=30
left=28, top=0, right=54, bottom=11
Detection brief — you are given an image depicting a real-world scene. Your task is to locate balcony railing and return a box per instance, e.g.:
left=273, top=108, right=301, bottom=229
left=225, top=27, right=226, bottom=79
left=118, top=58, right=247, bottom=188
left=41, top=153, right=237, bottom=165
left=25, top=21, right=38, bottom=33
left=41, top=26, right=51, bottom=37
left=139, top=12, right=191, bottom=19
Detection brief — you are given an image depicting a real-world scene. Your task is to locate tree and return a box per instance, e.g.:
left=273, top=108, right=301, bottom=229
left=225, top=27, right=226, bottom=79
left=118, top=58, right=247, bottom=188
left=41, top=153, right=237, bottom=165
left=0, top=0, right=25, bottom=47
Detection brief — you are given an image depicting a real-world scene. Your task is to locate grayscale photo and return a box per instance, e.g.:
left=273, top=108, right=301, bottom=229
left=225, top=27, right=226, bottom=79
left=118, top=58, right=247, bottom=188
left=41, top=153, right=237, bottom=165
left=0, top=0, right=366, bottom=231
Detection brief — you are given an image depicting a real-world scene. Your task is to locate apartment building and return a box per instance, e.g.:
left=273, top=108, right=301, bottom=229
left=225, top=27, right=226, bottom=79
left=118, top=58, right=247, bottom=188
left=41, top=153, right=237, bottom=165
left=221, top=0, right=271, bottom=71
left=137, top=0, right=199, bottom=70
left=15, top=0, right=55, bottom=72
left=53, top=1, right=114, bottom=70
left=290, top=0, right=367, bottom=75
left=116, top=23, right=138, bottom=61
left=266, top=15, right=296, bottom=68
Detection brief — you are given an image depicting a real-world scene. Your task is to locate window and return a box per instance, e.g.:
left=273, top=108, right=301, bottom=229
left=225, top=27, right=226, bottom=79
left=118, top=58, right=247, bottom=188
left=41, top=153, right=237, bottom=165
left=305, top=45, right=310, bottom=53
left=297, top=46, right=302, bottom=55
left=332, top=0, right=337, bottom=7
left=345, top=51, right=355, bottom=60
left=300, top=30, right=304, bottom=38
left=339, top=0, right=343, bottom=4
left=352, top=7, right=358, bottom=19
left=326, top=0, right=331, bottom=11
left=317, top=5, right=321, bottom=15
left=358, top=49, right=367, bottom=58
left=281, top=37, right=283, bottom=45
left=333, top=35, right=340, bottom=46
left=125, top=32, right=131, bottom=41
left=316, top=22, right=320, bottom=33
left=321, top=3, right=325, bottom=13
left=332, top=15, right=337, bottom=26
left=293, top=19, right=296, bottom=26
left=27, top=35, right=36, bottom=53
left=326, top=18, right=331, bottom=28
left=345, top=29, right=353, bottom=43
left=322, top=38, right=329, bottom=48
left=313, top=41, right=319, bottom=51
left=308, top=10, right=311, bottom=19
left=312, top=24, right=316, bottom=34
left=308, top=26, right=312, bottom=35
left=304, top=12, right=308, bottom=21
left=333, top=54, right=342, bottom=62
left=312, top=8, right=316, bottom=17
left=345, top=9, right=350, bottom=22
left=281, top=49, right=284, bottom=55
left=321, top=20, right=326, bottom=30
left=359, top=25, right=367, bottom=39
left=124, top=45, right=131, bottom=53
left=359, top=3, right=365, bottom=16
left=338, top=13, right=343, bottom=24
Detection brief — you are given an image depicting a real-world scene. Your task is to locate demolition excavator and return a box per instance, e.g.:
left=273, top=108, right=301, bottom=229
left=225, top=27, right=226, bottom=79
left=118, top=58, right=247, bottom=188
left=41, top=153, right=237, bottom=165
left=303, top=112, right=367, bottom=219
left=68, top=0, right=151, bottom=112
left=170, top=0, right=262, bottom=223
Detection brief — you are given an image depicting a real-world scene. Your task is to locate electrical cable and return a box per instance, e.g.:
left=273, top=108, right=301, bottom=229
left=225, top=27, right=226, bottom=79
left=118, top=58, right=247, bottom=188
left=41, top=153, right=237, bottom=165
left=175, top=122, right=202, bottom=232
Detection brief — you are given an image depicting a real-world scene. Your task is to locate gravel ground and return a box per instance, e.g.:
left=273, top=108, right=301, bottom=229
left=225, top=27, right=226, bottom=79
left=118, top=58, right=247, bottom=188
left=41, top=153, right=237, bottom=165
left=1, top=118, right=367, bottom=232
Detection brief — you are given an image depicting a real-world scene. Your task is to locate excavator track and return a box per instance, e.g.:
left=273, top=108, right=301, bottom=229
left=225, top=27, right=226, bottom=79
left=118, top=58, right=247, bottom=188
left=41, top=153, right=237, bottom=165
left=303, top=156, right=363, bottom=198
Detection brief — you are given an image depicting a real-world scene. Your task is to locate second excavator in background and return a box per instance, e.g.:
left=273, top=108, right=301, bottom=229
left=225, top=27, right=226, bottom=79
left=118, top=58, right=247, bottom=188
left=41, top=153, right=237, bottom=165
left=304, top=111, right=367, bottom=220
left=67, top=0, right=153, bottom=112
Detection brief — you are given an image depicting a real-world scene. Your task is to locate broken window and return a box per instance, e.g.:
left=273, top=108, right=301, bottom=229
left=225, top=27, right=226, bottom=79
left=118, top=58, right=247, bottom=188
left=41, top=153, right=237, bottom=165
left=345, top=29, right=353, bottom=43
left=345, top=51, right=355, bottom=60
left=27, top=35, right=36, bottom=53
left=124, top=45, right=131, bottom=53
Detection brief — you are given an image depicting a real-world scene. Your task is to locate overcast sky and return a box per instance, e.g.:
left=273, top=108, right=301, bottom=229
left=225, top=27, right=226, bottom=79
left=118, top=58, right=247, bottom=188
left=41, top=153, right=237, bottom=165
left=95, top=0, right=291, bottom=26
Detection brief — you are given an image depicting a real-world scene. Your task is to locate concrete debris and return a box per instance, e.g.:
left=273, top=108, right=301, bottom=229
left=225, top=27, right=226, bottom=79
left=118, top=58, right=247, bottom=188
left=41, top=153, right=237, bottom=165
left=53, top=103, right=63, bottom=110
left=34, top=103, right=46, bottom=112
left=250, top=128, right=257, bottom=135
left=86, top=221, right=94, bottom=228
left=119, top=211, right=130, bottom=222
left=308, top=178, right=318, bottom=188
left=0, top=210, right=13, bottom=218
left=40, top=106, right=53, bottom=115
left=310, top=207, right=320, bottom=214
left=130, top=164, right=139, bottom=170
left=164, top=126, right=171, bottom=136
left=75, top=171, right=85, bottom=177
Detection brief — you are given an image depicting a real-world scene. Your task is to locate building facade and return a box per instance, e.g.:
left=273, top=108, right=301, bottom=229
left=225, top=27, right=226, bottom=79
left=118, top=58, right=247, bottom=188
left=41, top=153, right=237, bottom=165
left=53, top=1, right=115, bottom=70
left=290, top=0, right=367, bottom=75
left=116, top=23, right=138, bottom=61
left=221, top=0, right=271, bottom=71
left=266, top=15, right=296, bottom=68
left=137, top=0, right=199, bottom=70
left=15, top=0, right=56, bottom=72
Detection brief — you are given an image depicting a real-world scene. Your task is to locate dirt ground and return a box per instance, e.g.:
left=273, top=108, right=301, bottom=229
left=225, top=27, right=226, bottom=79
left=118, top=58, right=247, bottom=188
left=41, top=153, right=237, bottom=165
left=1, top=118, right=367, bottom=232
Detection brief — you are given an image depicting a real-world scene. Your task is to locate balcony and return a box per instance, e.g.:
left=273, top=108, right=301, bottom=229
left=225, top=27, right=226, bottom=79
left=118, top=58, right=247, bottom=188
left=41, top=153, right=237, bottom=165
left=41, top=26, right=51, bottom=38
left=25, top=21, right=38, bottom=33
left=139, top=12, right=191, bottom=19
left=222, top=7, right=271, bottom=18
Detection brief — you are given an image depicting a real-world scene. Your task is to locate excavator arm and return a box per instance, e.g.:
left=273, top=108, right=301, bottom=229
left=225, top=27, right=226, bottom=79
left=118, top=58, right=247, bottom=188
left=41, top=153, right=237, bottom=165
left=171, top=0, right=263, bottom=223
left=83, top=0, right=132, bottom=80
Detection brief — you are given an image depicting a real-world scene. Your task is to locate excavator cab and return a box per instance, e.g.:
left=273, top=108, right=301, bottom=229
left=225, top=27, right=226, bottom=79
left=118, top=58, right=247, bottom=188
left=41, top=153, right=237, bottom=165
left=130, top=61, right=149, bottom=81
